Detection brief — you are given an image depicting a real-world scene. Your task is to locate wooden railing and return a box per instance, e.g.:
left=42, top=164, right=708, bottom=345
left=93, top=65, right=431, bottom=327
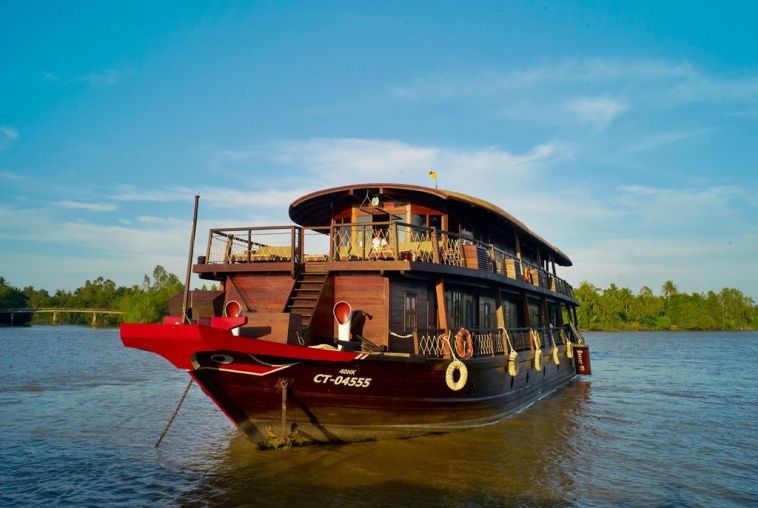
left=401, top=325, right=582, bottom=359
left=201, top=223, right=574, bottom=298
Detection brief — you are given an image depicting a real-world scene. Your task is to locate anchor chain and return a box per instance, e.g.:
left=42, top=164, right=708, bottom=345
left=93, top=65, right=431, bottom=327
left=155, top=378, right=194, bottom=448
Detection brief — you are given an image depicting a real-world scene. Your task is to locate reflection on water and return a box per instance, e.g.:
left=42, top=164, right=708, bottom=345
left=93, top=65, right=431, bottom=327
left=1, top=327, right=757, bottom=507
left=188, top=380, right=593, bottom=507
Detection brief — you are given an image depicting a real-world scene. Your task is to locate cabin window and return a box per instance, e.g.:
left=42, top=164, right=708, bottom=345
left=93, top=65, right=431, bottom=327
left=411, top=214, right=442, bottom=240
left=480, top=300, right=493, bottom=329
left=411, top=214, right=442, bottom=229
left=392, top=214, right=407, bottom=243
left=503, top=299, right=519, bottom=329
left=548, top=303, right=559, bottom=327
left=451, top=291, right=463, bottom=329
left=465, top=299, right=474, bottom=330
left=356, top=215, right=371, bottom=249
left=528, top=300, right=543, bottom=328
left=334, top=218, right=352, bottom=247
left=404, top=293, right=417, bottom=332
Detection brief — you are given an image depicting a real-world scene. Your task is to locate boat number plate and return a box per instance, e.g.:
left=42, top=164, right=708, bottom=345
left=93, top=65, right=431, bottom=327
left=314, top=369, right=372, bottom=388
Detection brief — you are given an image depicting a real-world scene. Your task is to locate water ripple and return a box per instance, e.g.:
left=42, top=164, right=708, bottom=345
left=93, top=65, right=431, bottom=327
left=1, top=328, right=757, bottom=506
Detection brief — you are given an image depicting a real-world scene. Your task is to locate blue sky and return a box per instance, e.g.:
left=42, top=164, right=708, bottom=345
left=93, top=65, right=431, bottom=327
left=1, top=1, right=757, bottom=300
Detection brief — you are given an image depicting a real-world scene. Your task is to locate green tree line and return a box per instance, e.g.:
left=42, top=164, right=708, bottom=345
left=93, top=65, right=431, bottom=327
left=0, top=266, right=187, bottom=326
left=574, top=280, right=758, bottom=331
left=3, top=271, right=757, bottom=330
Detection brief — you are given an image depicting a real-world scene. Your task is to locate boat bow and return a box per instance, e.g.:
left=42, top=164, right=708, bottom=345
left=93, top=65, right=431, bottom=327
left=120, top=317, right=364, bottom=370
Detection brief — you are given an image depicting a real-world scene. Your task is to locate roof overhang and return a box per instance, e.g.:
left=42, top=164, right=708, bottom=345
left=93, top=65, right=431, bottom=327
left=289, top=183, right=572, bottom=266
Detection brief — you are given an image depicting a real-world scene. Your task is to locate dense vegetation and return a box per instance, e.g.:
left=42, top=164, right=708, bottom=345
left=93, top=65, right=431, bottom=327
left=0, top=267, right=187, bottom=326
left=2, top=271, right=757, bottom=330
left=574, top=281, right=758, bottom=331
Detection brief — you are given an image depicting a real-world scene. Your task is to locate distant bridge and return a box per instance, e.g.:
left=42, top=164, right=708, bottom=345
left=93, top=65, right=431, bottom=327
left=0, top=308, right=124, bottom=326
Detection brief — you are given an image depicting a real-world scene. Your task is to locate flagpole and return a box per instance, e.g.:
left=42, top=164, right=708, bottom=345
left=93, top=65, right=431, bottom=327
left=429, top=171, right=438, bottom=189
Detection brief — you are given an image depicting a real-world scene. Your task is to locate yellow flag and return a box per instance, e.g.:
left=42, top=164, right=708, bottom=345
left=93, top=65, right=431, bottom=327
left=429, top=171, right=437, bottom=179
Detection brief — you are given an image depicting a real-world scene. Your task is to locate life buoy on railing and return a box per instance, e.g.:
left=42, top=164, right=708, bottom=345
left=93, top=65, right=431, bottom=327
left=455, top=328, right=474, bottom=360
left=508, top=349, right=519, bottom=377
left=501, top=327, right=519, bottom=377
left=561, top=330, right=574, bottom=358
left=531, top=329, right=543, bottom=371
left=445, top=359, right=468, bottom=391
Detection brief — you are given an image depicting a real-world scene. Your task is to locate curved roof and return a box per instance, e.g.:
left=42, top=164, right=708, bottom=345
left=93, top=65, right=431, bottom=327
left=289, top=183, right=572, bottom=266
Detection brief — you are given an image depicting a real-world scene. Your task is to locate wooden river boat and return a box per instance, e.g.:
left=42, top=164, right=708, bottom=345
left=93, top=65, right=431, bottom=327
left=121, top=183, right=590, bottom=448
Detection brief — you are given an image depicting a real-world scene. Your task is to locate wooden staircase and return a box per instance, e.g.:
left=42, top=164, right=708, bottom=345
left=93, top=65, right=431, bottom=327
left=285, top=262, right=327, bottom=329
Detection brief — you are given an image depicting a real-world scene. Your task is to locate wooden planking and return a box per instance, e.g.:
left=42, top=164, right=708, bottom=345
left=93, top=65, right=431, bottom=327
left=228, top=274, right=294, bottom=313
left=333, top=274, right=388, bottom=344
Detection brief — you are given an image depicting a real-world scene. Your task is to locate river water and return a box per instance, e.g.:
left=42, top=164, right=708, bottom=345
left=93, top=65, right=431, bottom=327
left=1, top=326, right=756, bottom=507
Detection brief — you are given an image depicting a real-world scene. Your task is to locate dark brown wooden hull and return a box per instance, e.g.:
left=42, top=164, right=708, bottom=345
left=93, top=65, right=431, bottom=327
left=189, top=346, right=578, bottom=445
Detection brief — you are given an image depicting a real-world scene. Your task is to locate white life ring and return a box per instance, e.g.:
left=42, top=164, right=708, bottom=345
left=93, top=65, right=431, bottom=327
left=445, top=359, right=468, bottom=391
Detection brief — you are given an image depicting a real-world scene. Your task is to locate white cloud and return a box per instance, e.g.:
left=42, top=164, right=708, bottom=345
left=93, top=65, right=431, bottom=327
left=615, top=184, right=749, bottom=231
left=109, top=185, right=198, bottom=203
left=54, top=200, right=118, bottom=212
left=568, top=232, right=758, bottom=298
left=224, top=138, right=574, bottom=187
left=387, top=58, right=758, bottom=126
left=0, top=126, right=19, bottom=151
left=42, top=68, right=131, bottom=87
left=624, top=129, right=706, bottom=153
left=566, top=97, right=628, bottom=130
left=273, top=138, right=437, bottom=176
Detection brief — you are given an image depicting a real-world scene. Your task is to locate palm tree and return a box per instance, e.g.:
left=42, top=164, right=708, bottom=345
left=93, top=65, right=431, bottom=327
left=661, top=281, right=678, bottom=301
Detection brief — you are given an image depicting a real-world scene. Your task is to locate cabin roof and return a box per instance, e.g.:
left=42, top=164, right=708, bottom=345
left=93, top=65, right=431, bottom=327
left=289, top=183, right=572, bottom=266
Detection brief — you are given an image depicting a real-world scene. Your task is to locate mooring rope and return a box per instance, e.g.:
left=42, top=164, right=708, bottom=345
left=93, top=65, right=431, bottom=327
left=280, top=380, right=288, bottom=438
left=155, top=378, right=194, bottom=448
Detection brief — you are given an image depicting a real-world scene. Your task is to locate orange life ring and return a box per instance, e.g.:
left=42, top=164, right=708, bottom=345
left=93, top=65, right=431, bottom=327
left=455, top=328, right=473, bottom=359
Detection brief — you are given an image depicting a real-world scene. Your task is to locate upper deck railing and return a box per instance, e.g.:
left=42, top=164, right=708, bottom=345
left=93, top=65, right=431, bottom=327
left=201, top=222, right=574, bottom=298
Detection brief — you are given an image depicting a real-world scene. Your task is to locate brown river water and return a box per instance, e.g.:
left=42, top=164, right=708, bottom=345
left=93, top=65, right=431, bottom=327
left=1, top=326, right=756, bottom=507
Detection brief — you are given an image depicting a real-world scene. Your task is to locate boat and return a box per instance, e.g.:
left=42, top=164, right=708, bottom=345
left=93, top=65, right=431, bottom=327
left=120, top=183, right=590, bottom=448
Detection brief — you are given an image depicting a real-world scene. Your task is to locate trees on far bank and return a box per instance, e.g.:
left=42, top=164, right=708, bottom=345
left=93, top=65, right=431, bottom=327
left=1, top=266, right=184, bottom=325
left=4, top=271, right=758, bottom=330
left=119, top=266, right=184, bottom=323
left=574, top=280, right=758, bottom=331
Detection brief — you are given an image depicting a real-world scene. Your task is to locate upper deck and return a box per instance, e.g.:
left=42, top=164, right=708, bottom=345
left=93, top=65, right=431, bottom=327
left=194, top=184, right=576, bottom=301
left=289, top=183, right=572, bottom=266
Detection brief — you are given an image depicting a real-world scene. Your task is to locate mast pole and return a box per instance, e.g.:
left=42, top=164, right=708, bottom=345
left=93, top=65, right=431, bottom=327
left=182, top=194, right=200, bottom=324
